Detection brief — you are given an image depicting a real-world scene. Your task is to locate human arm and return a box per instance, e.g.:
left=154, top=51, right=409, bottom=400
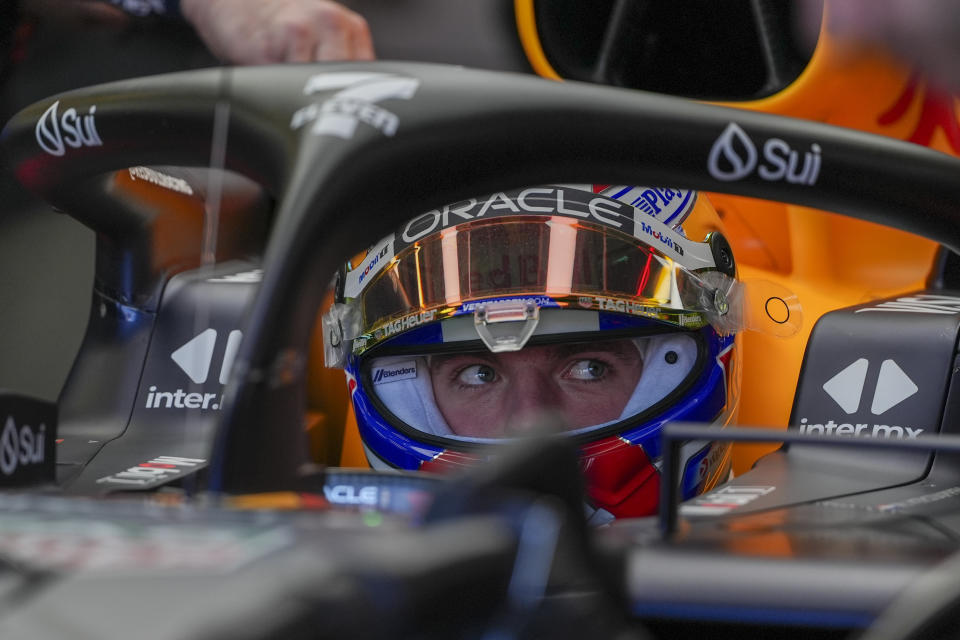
left=21, top=0, right=375, bottom=63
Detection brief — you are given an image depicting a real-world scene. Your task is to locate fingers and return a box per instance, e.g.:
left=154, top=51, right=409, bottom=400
left=309, top=3, right=375, bottom=62
left=183, top=0, right=376, bottom=66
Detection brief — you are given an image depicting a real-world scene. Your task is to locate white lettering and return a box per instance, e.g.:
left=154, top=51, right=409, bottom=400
left=516, top=188, right=554, bottom=212
left=145, top=387, right=223, bottom=411
left=0, top=417, right=46, bottom=476
left=401, top=210, right=440, bottom=243
left=441, top=199, right=477, bottom=226
left=588, top=197, right=623, bottom=227
left=128, top=166, right=194, bottom=195
left=96, top=456, right=206, bottom=485
left=476, top=192, right=520, bottom=218
left=759, top=138, right=789, bottom=181
left=856, top=294, right=960, bottom=315
left=35, top=100, right=102, bottom=157
left=323, top=484, right=379, bottom=506
left=708, top=122, right=821, bottom=186
left=799, top=418, right=923, bottom=439
left=292, top=72, right=420, bottom=139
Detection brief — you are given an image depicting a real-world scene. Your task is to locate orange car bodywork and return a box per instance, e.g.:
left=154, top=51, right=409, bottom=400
left=324, top=3, right=959, bottom=474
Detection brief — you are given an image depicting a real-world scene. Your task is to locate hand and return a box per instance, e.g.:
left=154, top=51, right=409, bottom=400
left=180, top=0, right=375, bottom=64
left=797, top=0, right=960, bottom=91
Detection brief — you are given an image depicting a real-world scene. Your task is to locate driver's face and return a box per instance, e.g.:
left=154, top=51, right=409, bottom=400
left=430, top=339, right=643, bottom=438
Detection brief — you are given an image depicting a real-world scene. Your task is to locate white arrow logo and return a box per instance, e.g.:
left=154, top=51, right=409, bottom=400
left=170, top=329, right=242, bottom=384
left=871, top=359, right=918, bottom=415
left=822, top=358, right=918, bottom=415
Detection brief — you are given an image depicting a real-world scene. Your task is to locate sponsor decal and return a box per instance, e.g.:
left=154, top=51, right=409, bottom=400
left=680, top=485, right=775, bottom=516
left=0, top=417, right=45, bottom=477
left=637, top=219, right=684, bottom=256
left=855, top=294, right=960, bottom=315
left=592, top=295, right=660, bottom=316
left=145, top=387, right=222, bottom=411
left=798, top=357, right=923, bottom=439
left=371, top=361, right=417, bottom=385
left=708, top=122, right=821, bottom=185
left=35, top=100, right=102, bottom=157
left=600, top=186, right=694, bottom=227
left=324, top=484, right=378, bottom=506
left=291, top=71, right=420, bottom=139
left=128, top=166, right=194, bottom=195
left=684, top=442, right=728, bottom=495
left=358, top=243, right=391, bottom=285
left=96, top=455, right=205, bottom=486
left=344, top=237, right=395, bottom=299
left=207, top=269, right=262, bottom=284
left=877, top=486, right=960, bottom=513
left=459, top=296, right=557, bottom=314
left=170, top=328, right=240, bottom=385
left=821, top=358, right=917, bottom=415
left=145, top=329, right=242, bottom=411
left=798, top=418, right=923, bottom=439
left=374, top=309, right=438, bottom=341
left=393, top=187, right=715, bottom=272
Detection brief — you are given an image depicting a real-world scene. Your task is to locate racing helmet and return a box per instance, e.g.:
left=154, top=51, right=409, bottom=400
left=324, top=184, right=742, bottom=522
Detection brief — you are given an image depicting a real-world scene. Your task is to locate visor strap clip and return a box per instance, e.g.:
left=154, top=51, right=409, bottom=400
left=473, top=300, right=541, bottom=353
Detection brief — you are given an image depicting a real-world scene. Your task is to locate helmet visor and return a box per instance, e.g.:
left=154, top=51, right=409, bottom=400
left=340, top=188, right=726, bottom=357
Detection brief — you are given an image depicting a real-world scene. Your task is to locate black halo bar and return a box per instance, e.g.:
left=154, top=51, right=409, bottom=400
left=3, top=62, right=960, bottom=493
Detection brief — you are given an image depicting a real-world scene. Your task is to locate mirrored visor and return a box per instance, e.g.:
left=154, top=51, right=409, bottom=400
left=340, top=212, right=726, bottom=356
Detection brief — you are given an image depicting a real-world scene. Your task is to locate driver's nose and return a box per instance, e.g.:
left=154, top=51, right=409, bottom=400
left=502, top=372, right=564, bottom=435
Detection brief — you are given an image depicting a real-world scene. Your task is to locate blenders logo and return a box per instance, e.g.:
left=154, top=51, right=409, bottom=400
left=291, top=72, right=420, bottom=139
left=35, top=100, right=102, bottom=157
left=372, top=362, right=417, bottom=384
left=0, top=417, right=45, bottom=477
left=708, top=123, right=821, bottom=185
left=799, top=358, right=924, bottom=439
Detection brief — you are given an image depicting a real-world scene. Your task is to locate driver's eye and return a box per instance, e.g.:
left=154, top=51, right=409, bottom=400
left=565, top=359, right=607, bottom=381
left=457, top=364, right=497, bottom=386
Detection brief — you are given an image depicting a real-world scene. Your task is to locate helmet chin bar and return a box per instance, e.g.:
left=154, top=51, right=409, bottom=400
left=473, top=299, right=541, bottom=352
